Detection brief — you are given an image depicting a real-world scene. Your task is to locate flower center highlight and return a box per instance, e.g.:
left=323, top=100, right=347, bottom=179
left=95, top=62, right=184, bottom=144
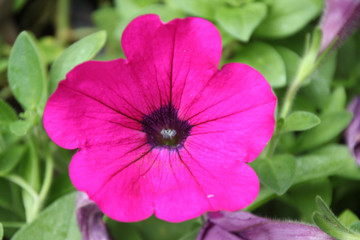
left=142, top=104, right=192, bottom=150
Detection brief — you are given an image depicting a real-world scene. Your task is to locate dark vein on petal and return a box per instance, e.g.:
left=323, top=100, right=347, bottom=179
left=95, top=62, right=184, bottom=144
left=192, top=100, right=275, bottom=127
left=83, top=115, right=142, bottom=132
left=62, top=84, right=142, bottom=124
left=81, top=134, right=143, bottom=149
left=119, top=95, right=146, bottom=117
left=186, top=139, right=229, bottom=158
left=90, top=146, right=154, bottom=198
left=175, top=149, right=214, bottom=209
left=136, top=150, right=160, bottom=182
left=185, top=95, right=234, bottom=122
left=179, top=70, right=219, bottom=118
left=97, top=71, right=147, bottom=118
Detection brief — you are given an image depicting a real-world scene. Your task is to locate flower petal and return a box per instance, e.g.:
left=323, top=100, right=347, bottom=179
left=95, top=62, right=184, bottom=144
left=202, top=211, right=334, bottom=240
left=44, top=59, right=150, bottom=149
left=345, top=96, right=360, bottom=165
left=122, top=14, right=222, bottom=109
left=76, top=192, right=111, bottom=240
left=153, top=149, right=259, bottom=222
left=69, top=141, right=156, bottom=222
left=197, top=223, right=241, bottom=240
left=181, top=63, right=276, bottom=163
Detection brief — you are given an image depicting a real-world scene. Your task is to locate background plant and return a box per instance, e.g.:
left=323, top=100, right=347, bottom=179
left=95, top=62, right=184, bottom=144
left=0, top=0, right=360, bottom=239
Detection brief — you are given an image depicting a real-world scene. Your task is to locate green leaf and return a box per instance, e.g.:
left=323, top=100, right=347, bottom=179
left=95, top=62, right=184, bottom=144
left=233, top=41, right=286, bottom=88
left=0, top=145, right=26, bottom=176
left=8, top=31, right=45, bottom=110
left=322, top=86, right=346, bottom=114
left=172, top=0, right=221, bottom=19
left=9, top=120, right=32, bottom=136
left=49, top=31, right=107, bottom=93
left=0, top=100, right=17, bottom=125
left=295, top=110, right=353, bottom=153
left=350, top=222, right=360, bottom=233
left=275, top=46, right=301, bottom=84
left=282, top=111, right=320, bottom=132
left=11, top=192, right=81, bottom=240
left=313, top=212, right=359, bottom=240
left=315, top=196, right=349, bottom=232
left=313, top=196, right=360, bottom=240
left=339, top=210, right=360, bottom=228
left=215, top=3, right=267, bottom=42
left=255, top=0, right=323, bottom=38
left=295, top=144, right=356, bottom=183
left=251, top=154, right=296, bottom=195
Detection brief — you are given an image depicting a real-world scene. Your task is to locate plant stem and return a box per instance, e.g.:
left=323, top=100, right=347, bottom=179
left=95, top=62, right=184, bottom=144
left=5, top=175, right=39, bottom=203
left=31, top=153, right=54, bottom=221
left=56, top=0, right=70, bottom=46
left=39, top=153, right=54, bottom=202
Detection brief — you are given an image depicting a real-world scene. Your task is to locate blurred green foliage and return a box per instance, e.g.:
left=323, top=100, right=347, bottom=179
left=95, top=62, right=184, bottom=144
left=0, top=0, right=360, bottom=239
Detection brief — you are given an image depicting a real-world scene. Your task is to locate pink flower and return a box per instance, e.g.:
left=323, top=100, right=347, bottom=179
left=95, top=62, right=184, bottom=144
left=43, top=14, right=276, bottom=222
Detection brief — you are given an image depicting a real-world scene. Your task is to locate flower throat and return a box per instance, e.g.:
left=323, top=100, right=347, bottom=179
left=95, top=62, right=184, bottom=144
left=141, top=104, right=192, bottom=150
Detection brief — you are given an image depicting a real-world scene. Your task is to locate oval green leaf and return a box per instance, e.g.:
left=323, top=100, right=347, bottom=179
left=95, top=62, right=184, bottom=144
left=49, top=31, right=107, bottom=93
left=233, top=41, right=286, bottom=88
left=215, top=3, right=267, bottom=42
left=254, top=0, right=323, bottom=38
left=322, top=86, right=346, bottom=115
left=282, top=111, right=320, bottom=132
left=295, top=110, right=353, bottom=153
left=12, top=192, right=81, bottom=240
left=9, top=120, right=33, bottom=136
left=251, top=154, right=296, bottom=195
left=295, top=144, right=356, bottom=183
left=8, top=31, right=45, bottom=110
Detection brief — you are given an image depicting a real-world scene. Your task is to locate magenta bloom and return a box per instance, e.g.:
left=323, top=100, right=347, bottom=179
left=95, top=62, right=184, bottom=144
left=43, top=15, right=276, bottom=222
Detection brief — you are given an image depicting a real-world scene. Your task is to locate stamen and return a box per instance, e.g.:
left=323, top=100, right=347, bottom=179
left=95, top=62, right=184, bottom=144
left=161, top=129, right=177, bottom=139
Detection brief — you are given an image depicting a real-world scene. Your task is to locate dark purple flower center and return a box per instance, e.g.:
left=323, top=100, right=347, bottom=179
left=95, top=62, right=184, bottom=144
left=141, top=104, right=192, bottom=150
